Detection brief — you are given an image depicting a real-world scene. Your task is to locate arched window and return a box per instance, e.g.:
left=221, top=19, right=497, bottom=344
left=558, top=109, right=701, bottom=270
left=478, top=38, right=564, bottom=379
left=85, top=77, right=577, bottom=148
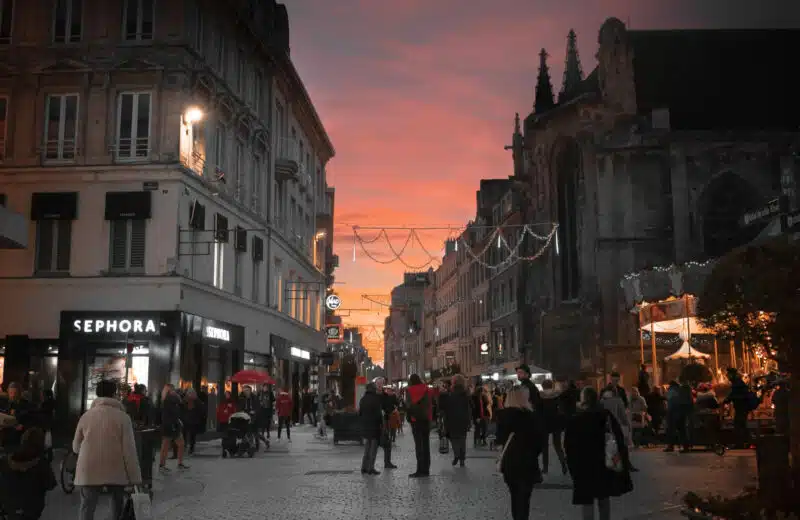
left=700, top=172, right=763, bottom=258
left=555, top=139, right=581, bottom=300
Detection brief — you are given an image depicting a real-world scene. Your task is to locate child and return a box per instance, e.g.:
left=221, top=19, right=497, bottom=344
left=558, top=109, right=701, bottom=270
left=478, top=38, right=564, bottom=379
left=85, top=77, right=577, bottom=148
left=0, top=427, right=57, bottom=519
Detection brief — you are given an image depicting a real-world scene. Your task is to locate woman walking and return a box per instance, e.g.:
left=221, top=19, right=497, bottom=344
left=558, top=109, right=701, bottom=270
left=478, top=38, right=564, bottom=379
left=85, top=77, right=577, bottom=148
left=565, top=387, right=633, bottom=520
left=540, top=379, right=568, bottom=475
left=496, top=387, right=543, bottom=520
left=358, top=383, right=383, bottom=475
left=444, top=374, right=471, bottom=467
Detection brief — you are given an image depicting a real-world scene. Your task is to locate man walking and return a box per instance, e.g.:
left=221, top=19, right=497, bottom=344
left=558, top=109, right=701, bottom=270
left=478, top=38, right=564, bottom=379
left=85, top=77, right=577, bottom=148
left=375, top=378, right=397, bottom=469
left=406, top=374, right=432, bottom=478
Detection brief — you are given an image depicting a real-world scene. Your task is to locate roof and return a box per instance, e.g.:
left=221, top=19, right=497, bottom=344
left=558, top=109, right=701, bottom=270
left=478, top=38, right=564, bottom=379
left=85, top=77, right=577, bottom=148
left=627, top=29, right=800, bottom=131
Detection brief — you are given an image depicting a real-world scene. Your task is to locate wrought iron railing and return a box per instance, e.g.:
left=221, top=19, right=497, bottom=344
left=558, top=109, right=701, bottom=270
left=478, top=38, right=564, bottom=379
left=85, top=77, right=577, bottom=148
left=112, top=137, right=150, bottom=161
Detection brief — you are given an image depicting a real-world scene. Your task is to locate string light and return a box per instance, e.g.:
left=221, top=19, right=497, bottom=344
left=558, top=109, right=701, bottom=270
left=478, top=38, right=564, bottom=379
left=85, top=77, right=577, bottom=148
left=622, top=259, right=715, bottom=281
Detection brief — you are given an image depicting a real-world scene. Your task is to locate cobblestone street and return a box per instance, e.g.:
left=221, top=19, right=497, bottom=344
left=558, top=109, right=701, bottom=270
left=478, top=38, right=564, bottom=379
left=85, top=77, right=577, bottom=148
left=42, top=425, right=757, bottom=519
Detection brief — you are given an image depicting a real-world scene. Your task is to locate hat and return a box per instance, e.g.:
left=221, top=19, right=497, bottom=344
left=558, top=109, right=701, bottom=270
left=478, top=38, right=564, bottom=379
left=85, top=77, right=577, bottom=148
left=516, top=364, right=531, bottom=376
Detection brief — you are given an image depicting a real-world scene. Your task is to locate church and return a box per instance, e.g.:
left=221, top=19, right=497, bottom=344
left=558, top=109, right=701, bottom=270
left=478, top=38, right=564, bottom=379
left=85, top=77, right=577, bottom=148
left=510, top=18, right=800, bottom=384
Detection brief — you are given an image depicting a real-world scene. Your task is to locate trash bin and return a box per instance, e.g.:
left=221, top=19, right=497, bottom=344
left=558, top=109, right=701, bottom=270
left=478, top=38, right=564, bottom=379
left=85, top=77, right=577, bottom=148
left=134, top=428, right=158, bottom=494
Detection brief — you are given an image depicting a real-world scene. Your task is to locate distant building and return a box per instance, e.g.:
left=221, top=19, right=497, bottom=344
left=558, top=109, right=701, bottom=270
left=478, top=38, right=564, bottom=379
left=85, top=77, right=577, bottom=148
left=0, top=1, right=337, bottom=425
left=383, top=272, right=429, bottom=383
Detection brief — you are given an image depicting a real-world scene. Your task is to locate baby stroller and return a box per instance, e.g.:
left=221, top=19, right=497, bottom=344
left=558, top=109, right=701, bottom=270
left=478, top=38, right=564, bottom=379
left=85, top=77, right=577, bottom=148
left=222, top=412, right=257, bottom=458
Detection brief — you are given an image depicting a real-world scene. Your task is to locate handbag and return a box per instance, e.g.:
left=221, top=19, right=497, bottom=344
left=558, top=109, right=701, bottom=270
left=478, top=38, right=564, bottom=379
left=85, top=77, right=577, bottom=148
left=495, top=432, right=515, bottom=472
left=604, top=416, right=623, bottom=472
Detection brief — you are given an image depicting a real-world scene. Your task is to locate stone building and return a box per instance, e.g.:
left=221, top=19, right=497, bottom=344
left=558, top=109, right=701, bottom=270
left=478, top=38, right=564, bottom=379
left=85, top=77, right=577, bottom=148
left=0, top=1, right=337, bottom=424
left=511, top=19, right=800, bottom=384
left=383, top=272, right=428, bottom=383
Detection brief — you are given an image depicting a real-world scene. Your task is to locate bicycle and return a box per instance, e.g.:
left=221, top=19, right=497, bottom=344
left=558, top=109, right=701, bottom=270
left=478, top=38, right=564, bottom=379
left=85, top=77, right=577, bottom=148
left=60, top=450, right=77, bottom=494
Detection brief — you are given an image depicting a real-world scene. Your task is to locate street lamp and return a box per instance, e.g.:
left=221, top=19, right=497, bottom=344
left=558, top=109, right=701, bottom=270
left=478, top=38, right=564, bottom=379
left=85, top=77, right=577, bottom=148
left=184, top=107, right=204, bottom=124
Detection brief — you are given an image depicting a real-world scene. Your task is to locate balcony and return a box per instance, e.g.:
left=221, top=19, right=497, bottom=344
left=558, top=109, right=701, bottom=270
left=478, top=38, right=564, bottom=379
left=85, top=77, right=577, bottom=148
left=180, top=150, right=208, bottom=177
left=110, top=137, right=150, bottom=162
left=275, top=137, right=301, bottom=182
left=43, top=138, right=77, bottom=162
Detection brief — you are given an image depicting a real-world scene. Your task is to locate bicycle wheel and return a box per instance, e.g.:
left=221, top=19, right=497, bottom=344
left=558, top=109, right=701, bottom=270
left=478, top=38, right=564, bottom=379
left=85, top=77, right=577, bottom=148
left=60, top=452, right=77, bottom=494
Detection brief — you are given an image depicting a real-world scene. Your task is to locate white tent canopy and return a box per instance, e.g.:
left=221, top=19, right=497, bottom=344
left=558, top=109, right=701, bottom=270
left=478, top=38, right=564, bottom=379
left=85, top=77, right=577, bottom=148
left=664, top=341, right=711, bottom=361
left=640, top=316, right=715, bottom=335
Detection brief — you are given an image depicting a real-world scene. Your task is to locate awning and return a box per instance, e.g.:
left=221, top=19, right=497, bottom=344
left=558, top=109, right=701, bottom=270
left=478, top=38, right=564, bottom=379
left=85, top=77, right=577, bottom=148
left=105, top=191, right=151, bottom=220
left=665, top=341, right=711, bottom=361
left=640, top=316, right=715, bottom=335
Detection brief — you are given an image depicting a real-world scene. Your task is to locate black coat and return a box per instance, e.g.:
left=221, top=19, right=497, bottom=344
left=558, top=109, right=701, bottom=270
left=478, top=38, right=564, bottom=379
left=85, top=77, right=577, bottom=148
left=358, top=391, right=383, bottom=440
left=564, top=406, right=633, bottom=506
left=443, top=387, right=471, bottom=439
left=496, top=408, right=543, bottom=482
left=520, top=379, right=543, bottom=412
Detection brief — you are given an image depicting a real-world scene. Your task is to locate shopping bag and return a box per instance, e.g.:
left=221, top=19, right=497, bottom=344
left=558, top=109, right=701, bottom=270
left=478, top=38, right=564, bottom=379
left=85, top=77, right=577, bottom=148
left=44, top=430, right=52, bottom=448
left=495, top=432, right=515, bottom=472
left=604, top=417, right=623, bottom=472
left=123, top=488, right=153, bottom=520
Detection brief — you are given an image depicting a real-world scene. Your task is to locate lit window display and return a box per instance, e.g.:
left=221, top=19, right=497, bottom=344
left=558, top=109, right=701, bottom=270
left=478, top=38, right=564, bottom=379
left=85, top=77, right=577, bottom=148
left=85, top=347, right=150, bottom=409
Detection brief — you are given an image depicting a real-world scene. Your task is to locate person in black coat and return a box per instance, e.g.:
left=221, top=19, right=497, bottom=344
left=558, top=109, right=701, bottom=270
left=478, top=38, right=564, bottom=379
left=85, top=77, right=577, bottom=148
left=496, top=386, right=543, bottom=520
left=358, top=383, right=383, bottom=475
left=375, top=378, right=397, bottom=469
left=444, top=375, right=471, bottom=467
left=565, top=387, right=633, bottom=520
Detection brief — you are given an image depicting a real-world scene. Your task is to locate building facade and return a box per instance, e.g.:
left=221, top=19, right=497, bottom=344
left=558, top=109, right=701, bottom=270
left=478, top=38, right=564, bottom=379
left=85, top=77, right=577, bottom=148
left=512, top=20, right=800, bottom=383
left=0, top=0, right=336, bottom=430
left=383, top=272, right=428, bottom=383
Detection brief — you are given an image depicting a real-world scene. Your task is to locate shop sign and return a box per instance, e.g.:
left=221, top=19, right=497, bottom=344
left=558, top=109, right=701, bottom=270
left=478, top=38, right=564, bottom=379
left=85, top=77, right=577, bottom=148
left=204, top=326, right=230, bottom=342
left=73, top=318, right=158, bottom=334
left=291, top=346, right=310, bottom=360
left=480, top=343, right=489, bottom=355
left=325, top=294, right=341, bottom=311
left=326, top=324, right=343, bottom=343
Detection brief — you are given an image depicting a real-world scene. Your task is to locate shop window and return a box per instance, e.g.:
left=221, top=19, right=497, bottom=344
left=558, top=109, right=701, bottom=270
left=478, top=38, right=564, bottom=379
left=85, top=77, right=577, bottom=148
left=109, top=219, right=146, bottom=272
left=35, top=220, right=72, bottom=274
left=53, top=0, right=82, bottom=43
left=122, top=0, right=154, bottom=41
left=44, top=94, right=79, bottom=161
left=115, top=92, right=151, bottom=161
left=0, top=0, right=13, bottom=44
left=86, top=346, right=149, bottom=410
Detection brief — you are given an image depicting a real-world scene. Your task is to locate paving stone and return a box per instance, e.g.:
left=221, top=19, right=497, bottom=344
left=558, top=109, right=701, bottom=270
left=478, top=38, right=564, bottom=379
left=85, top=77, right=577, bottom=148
left=41, top=426, right=757, bottom=520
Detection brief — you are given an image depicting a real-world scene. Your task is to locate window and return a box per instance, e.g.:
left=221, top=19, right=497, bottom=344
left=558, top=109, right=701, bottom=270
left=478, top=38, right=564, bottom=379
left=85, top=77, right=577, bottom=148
left=251, top=155, right=261, bottom=213
left=215, top=30, right=225, bottom=74
left=53, top=0, right=82, bottom=43
left=44, top=94, right=78, bottom=161
left=214, top=124, right=226, bottom=171
left=252, top=259, right=260, bottom=302
left=234, top=141, right=244, bottom=201
left=109, top=220, right=145, bottom=271
left=289, top=197, right=296, bottom=234
left=237, top=52, right=246, bottom=96
left=116, top=92, right=151, bottom=160
left=213, top=241, right=224, bottom=289
left=233, top=250, right=242, bottom=296
left=192, top=7, right=203, bottom=52
left=0, top=0, right=13, bottom=44
left=0, top=96, right=7, bottom=160
left=274, top=180, right=284, bottom=225
left=35, top=220, right=71, bottom=273
left=123, top=0, right=154, bottom=41
left=253, top=71, right=262, bottom=114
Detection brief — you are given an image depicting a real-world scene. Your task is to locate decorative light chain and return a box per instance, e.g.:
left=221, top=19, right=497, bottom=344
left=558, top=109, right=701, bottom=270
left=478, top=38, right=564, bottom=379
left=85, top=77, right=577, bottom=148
left=622, top=259, right=715, bottom=281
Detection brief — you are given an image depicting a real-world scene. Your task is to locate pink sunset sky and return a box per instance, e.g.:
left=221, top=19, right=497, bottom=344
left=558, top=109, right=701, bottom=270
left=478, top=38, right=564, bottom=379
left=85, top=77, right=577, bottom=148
left=284, top=0, right=798, bottom=362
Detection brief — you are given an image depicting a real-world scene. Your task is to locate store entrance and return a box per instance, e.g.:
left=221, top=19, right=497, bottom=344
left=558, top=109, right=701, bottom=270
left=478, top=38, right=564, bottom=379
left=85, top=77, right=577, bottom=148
left=85, top=342, right=150, bottom=410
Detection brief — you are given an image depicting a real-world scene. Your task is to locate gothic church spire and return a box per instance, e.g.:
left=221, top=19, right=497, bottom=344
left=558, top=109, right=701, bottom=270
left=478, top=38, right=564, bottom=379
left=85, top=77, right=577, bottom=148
left=534, top=48, right=555, bottom=114
left=558, top=29, right=584, bottom=103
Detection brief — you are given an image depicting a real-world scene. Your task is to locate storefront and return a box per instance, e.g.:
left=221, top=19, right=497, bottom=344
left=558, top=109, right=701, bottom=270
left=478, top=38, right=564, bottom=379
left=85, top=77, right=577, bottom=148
left=271, top=334, right=313, bottom=422
left=0, top=337, right=59, bottom=394
left=57, top=310, right=244, bottom=434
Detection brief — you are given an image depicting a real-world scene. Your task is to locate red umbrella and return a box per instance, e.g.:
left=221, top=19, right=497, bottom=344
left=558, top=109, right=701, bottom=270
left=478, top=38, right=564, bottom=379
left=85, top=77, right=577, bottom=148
left=231, top=369, right=275, bottom=385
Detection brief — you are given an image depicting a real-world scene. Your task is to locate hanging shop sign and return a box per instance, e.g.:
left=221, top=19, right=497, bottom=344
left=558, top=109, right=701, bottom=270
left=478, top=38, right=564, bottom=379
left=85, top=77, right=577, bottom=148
left=72, top=318, right=159, bottom=335
left=480, top=343, right=489, bottom=355
left=325, top=294, right=341, bottom=311
left=326, top=324, right=343, bottom=343
left=291, top=346, right=311, bottom=360
left=204, top=325, right=231, bottom=342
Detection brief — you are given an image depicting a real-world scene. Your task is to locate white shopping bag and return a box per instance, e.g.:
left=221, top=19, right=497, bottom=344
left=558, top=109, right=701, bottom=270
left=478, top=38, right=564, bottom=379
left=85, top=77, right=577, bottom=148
left=130, top=489, right=153, bottom=520
left=44, top=431, right=52, bottom=449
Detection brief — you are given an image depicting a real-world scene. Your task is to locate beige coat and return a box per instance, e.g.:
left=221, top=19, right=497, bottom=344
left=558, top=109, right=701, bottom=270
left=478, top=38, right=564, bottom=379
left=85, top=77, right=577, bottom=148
left=72, top=397, right=142, bottom=486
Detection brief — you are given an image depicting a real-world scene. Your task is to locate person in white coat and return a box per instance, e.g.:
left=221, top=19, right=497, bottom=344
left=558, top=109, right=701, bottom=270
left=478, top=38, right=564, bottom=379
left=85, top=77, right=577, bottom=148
left=73, top=380, right=142, bottom=520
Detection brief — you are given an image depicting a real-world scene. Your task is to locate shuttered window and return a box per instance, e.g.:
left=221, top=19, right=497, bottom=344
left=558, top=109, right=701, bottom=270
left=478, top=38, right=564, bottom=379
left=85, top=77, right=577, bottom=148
left=109, top=219, right=145, bottom=271
left=35, top=220, right=72, bottom=273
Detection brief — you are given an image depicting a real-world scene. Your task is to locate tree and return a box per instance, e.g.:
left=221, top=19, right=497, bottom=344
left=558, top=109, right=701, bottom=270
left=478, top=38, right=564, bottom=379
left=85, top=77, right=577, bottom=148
left=696, top=238, right=800, bottom=493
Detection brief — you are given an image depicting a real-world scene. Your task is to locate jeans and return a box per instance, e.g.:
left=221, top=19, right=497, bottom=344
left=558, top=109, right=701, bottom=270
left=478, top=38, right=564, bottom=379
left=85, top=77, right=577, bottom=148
left=361, top=438, right=379, bottom=471
left=473, top=419, right=487, bottom=445
left=277, top=416, right=291, bottom=439
left=381, top=427, right=393, bottom=465
left=450, top=436, right=466, bottom=462
left=261, top=411, right=274, bottom=438
left=733, top=408, right=750, bottom=447
left=411, top=421, right=431, bottom=474
left=505, top=478, right=535, bottom=520
left=305, top=412, right=317, bottom=426
left=667, top=413, right=689, bottom=449
left=541, top=430, right=567, bottom=473
left=185, top=426, right=198, bottom=453
left=79, top=486, right=126, bottom=520
left=582, top=498, right=610, bottom=520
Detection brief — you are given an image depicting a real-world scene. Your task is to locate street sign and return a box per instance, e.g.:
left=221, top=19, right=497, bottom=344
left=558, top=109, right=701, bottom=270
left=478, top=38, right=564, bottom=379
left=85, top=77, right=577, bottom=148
left=325, top=324, right=343, bottom=343
left=325, top=294, right=341, bottom=311
left=740, top=198, right=781, bottom=227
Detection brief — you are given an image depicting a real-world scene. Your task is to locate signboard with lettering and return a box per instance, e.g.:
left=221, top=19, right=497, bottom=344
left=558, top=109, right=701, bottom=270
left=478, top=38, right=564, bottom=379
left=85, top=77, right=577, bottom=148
left=72, top=318, right=160, bottom=335
left=204, top=326, right=230, bottom=342
left=325, top=294, right=341, bottom=311
left=740, top=198, right=781, bottom=227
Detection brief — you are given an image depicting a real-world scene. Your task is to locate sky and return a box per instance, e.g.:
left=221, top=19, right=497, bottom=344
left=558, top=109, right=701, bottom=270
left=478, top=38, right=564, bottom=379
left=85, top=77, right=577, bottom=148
left=283, top=0, right=800, bottom=363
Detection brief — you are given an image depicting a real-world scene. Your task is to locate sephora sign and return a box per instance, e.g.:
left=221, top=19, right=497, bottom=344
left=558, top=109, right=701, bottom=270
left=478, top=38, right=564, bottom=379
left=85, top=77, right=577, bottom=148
left=72, top=318, right=160, bottom=335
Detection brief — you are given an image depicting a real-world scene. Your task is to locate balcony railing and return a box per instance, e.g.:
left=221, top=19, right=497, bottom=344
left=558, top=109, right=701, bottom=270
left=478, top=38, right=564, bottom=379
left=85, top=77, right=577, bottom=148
left=111, top=137, right=150, bottom=161
left=180, top=150, right=207, bottom=176
left=44, top=139, right=77, bottom=161
left=275, top=137, right=300, bottom=181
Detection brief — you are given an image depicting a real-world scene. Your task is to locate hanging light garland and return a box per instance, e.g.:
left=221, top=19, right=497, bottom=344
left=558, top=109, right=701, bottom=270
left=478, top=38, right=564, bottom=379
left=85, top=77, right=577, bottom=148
left=622, top=259, right=715, bottom=281
left=352, top=223, right=559, bottom=271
